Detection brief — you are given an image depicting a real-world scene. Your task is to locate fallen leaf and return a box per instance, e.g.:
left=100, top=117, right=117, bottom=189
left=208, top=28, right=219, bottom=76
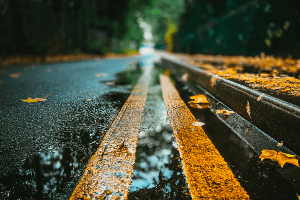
left=86, top=99, right=91, bottom=101
left=21, top=94, right=51, bottom=103
left=260, top=149, right=299, bottom=168
left=246, top=101, right=251, bottom=117
left=189, top=102, right=209, bottom=109
left=181, top=73, right=189, bottom=82
left=9, top=72, right=22, bottom=78
left=189, top=94, right=209, bottom=104
left=210, top=76, right=218, bottom=88
left=106, top=81, right=115, bottom=86
left=216, top=109, right=235, bottom=115
left=244, top=127, right=249, bottom=135
left=0, top=80, right=4, bottom=84
left=192, top=122, right=205, bottom=126
left=257, top=93, right=265, bottom=101
left=277, top=141, right=283, bottom=147
left=94, top=73, right=107, bottom=77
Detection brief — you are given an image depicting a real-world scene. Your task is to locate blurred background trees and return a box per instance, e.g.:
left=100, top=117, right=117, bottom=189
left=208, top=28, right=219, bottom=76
left=173, top=0, right=300, bottom=58
left=2, top=0, right=299, bottom=58
left=0, top=0, right=154, bottom=56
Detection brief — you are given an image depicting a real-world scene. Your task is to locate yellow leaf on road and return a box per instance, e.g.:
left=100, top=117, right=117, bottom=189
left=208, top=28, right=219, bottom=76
left=94, top=73, right=107, bottom=77
left=9, top=72, right=22, bottom=78
left=21, top=94, right=51, bottom=103
left=260, top=149, right=299, bottom=168
left=189, top=94, right=209, bottom=104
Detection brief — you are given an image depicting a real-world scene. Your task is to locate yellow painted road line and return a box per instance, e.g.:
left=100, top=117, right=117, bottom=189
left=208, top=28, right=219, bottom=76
left=160, top=74, right=250, bottom=200
left=69, top=71, right=150, bottom=199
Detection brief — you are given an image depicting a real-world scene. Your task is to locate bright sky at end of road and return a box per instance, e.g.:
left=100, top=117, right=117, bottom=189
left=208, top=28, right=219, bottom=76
left=138, top=18, right=153, bottom=42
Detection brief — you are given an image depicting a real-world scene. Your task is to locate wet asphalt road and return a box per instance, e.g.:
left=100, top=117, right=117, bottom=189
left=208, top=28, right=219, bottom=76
left=1, top=52, right=300, bottom=199
left=0, top=54, right=157, bottom=198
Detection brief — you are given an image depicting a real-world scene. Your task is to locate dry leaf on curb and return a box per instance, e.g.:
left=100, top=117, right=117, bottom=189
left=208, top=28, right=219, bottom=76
left=189, top=94, right=209, bottom=104
left=260, top=149, right=299, bottom=168
left=216, top=109, right=235, bottom=115
left=246, top=101, right=251, bottom=117
left=10, top=72, right=22, bottom=78
left=210, top=76, right=218, bottom=88
left=257, top=93, right=265, bottom=101
left=189, top=102, right=209, bottom=109
left=21, top=94, right=51, bottom=103
left=94, top=73, right=107, bottom=77
left=181, top=73, right=189, bottom=82
left=192, top=122, right=205, bottom=126
left=277, top=141, right=283, bottom=147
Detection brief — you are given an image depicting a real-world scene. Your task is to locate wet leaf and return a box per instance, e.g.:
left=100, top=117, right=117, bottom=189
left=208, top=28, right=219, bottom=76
left=210, top=76, right=218, bottom=88
left=189, top=94, right=209, bottom=104
left=86, top=99, right=91, bottom=101
left=216, top=109, right=235, bottom=115
left=246, top=101, right=251, bottom=117
left=257, top=93, right=265, bottom=101
left=277, top=141, right=283, bottom=147
left=181, top=73, right=189, bottom=82
left=21, top=94, right=51, bottom=103
left=9, top=72, right=22, bottom=78
left=192, top=122, right=205, bottom=126
left=106, top=81, right=115, bottom=86
left=260, top=149, right=299, bottom=168
left=94, top=73, right=107, bottom=77
left=189, top=102, right=209, bottom=109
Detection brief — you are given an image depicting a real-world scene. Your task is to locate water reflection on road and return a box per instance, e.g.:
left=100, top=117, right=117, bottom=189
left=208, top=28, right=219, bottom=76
left=128, top=123, right=192, bottom=200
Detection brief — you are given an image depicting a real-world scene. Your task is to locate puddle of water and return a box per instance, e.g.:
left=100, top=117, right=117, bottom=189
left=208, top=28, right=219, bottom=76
left=114, top=61, right=143, bottom=86
left=0, top=91, right=131, bottom=200
left=128, top=123, right=192, bottom=200
left=128, top=65, right=192, bottom=200
left=169, top=70, right=300, bottom=199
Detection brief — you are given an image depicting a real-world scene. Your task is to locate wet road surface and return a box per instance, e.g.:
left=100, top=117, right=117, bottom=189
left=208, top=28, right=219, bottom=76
left=0, top=53, right=300, bottom=199
left=0, top=54, right=156, bottom=199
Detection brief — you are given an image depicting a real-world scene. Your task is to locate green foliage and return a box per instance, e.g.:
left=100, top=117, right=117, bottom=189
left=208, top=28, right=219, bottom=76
left=138, top=0, right=185, bottom=45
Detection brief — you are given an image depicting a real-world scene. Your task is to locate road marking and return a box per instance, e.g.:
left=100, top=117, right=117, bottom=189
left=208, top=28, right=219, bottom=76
left=160, top=74, right=250, bottom=199
left=69, top=67, right=151, bottom=200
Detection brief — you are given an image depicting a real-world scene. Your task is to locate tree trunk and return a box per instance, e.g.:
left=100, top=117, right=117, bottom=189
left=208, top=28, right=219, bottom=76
left=9, top=0, right=25, bottom=54
left=52, top=0, right=66, bottom=53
